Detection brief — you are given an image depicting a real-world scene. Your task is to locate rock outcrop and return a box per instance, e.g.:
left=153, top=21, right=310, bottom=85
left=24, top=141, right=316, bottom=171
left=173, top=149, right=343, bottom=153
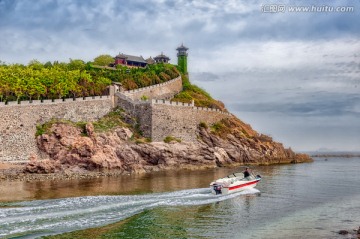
left=25, top=117, right=312, bottom=174
left=337, top=226, right=360, bottom=238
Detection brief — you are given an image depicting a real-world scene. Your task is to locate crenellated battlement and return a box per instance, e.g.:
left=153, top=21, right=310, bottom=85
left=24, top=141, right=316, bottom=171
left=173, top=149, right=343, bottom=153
left=150, top=99, right=231, bottom=115
left=116, top=92, right=230, bottom=116
left=192, top=106, right=231, bottom=116
left=0, top=96, right=110, bottom=107
left=151, top=99, right=193, bottom=107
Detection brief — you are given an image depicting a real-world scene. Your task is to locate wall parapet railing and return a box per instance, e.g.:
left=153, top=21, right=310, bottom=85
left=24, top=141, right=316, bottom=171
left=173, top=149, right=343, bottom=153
left=151, top=99, right=193, bottom=107
left=0, top=95, right=110, bottom=107
left=150, top=99, right=232, bottom=116
left=116, top=93, right=231, bottom=116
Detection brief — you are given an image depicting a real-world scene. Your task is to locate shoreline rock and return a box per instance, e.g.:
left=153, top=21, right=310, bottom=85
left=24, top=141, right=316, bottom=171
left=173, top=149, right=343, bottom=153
left=0, top=167, right=130, bottom=182
left=338, top=226, right=360, bottom=238
left=12, top=117, right=312, bottom=180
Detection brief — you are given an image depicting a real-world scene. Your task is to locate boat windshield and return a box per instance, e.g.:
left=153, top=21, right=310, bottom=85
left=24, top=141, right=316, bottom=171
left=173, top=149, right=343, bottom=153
left=226, top=172, right=244, bottom=178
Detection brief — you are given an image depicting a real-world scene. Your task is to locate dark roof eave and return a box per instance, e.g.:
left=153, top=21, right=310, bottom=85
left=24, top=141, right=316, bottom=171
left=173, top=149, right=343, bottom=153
left=115, top=53, right=146, bottom=63
left=154, top=55, right=170, bottom=60
left=176, top=45, right=188, bottom=51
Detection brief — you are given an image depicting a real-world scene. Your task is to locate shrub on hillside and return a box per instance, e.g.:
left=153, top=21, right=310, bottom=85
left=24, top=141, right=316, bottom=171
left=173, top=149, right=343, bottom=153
left=159, top=72, right=171, bottom=82
left=163, top=136, right=181, bottom=143
left=172, top=74, right=226, bottom=111
left=199, top=122, right=208, bottom=129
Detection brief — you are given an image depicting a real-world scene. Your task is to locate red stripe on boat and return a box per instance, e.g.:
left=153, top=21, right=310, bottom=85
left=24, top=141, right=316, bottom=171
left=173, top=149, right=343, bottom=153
left=226, top=180, right=259, bottom=191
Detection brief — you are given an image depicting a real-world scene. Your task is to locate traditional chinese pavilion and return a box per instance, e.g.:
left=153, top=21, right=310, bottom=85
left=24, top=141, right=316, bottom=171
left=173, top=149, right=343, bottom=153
left=145, top=57, right=155, bottom=64
left=112, top=48, right=176, bottom=68
left=153, top=52, right=170, bottom=63
left=114, top=53, right=147, bottom=67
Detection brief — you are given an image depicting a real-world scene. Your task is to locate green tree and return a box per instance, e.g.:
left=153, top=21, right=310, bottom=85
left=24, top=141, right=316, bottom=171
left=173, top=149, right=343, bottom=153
left=26, top=77, right=46, bottom=101
left=28, top=59, right=43, bottom=70
left=93, top=77, right=111, bottom=96
left=53, top=61, right=68, bottom=70
left=68, top=59, right=85, bottom=70
left=93, top=55, right=114, bottom=66
left=14, top=78, right=27, bottom=101
left=44, top=61, right=53, bottom=68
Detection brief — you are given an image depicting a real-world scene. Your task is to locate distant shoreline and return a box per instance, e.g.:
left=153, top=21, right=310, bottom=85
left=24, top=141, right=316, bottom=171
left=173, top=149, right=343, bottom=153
left=311, top=154, right=360, bottom=158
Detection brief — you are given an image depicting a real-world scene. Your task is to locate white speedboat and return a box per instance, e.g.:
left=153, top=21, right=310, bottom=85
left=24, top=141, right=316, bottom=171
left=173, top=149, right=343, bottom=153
left=210, top=170, right=262, bottom=195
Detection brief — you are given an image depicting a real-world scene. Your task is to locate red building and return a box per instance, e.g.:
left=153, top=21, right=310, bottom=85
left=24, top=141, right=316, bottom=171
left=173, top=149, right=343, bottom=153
left=114, top=53, right=147, bottom=67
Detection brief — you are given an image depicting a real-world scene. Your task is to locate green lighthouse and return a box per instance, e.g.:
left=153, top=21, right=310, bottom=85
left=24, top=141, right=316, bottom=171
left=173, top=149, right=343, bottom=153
left=176, top=43, right=188, bottom=74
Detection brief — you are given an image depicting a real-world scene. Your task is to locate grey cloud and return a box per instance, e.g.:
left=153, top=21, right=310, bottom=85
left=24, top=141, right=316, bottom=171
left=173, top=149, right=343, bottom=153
left=0, top=0, right=16, bottom=16
left=333, top=61, right=360, bottom=69
left=191, top=72, right=220, bottom=82
left=229, top=93, right=360, bottom=116
left=193, top=66, right=360, bottom=118
left=1, top=0, right=359, bottom=53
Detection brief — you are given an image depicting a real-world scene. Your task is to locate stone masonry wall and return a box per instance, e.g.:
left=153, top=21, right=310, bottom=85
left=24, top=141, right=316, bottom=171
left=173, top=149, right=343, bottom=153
left=116, top=94, right=152, bottom=138
left=123, top=76, right=182, bottom=100
left=116, top=75, right=183, bottom=138
left=116, top=76, right=232, bottom=142
left=150, top=100, right=231, bottom=142
left=135, top=103, right=153, bottom=138
left=193, top=107, right=232, bottom=126
left=0, top=97, right=113, bottom=162
left=151, top=103, right=197, bottom=142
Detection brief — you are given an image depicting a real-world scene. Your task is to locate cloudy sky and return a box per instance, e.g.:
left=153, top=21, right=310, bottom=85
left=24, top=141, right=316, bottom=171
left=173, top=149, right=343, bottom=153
left=0, top=0, right=359, bottom=152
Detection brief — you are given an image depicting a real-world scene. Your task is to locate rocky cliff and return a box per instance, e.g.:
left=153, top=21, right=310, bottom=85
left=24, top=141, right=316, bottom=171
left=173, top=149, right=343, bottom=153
left=25, top=115, right=312, bottom=174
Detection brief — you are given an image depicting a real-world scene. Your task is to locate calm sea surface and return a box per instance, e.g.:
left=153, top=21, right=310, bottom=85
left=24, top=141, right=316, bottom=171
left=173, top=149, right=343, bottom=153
left=0, top=157, right=359, bottom=238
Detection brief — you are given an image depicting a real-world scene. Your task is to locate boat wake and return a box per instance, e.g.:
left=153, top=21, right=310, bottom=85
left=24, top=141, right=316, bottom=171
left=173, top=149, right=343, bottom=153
left=0, top=187, right=260, bottom=238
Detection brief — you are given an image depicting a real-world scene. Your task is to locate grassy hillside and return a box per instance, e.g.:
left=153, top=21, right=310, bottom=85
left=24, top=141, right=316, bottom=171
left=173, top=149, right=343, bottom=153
left=172, top=74, right=227, bottom=111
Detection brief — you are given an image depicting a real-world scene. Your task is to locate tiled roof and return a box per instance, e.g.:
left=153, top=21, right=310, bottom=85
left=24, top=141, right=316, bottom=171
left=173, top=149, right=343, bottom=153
left=146, top=57, right=155, bottom=64
left=115, top=53, right=147, bottom=63
left=154, top=53, right=170, bottom=60
left=176, top=43, right=188, bottom=51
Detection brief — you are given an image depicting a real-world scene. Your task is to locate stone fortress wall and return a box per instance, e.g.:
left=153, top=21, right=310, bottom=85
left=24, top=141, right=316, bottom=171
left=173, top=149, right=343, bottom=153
left=116, top=93, right=153, bottom=138
left=0, top=97, right=113, bottom=162
left=150, top=99, right=231, bottom=141
left=0, top=75, right=231, bottom=162
left=116, top=76, right=232, bottom=142
left=122, top=76, right=183, bottom=100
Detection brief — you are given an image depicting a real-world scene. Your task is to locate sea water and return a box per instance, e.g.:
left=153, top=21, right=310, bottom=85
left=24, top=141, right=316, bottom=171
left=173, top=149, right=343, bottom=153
left=0, top=157, right=359, bottom=238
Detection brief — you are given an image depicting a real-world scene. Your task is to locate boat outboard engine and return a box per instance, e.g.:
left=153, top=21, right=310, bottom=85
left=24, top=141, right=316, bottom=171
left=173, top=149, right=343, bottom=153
left=213, top=184, right=222, bottom=195
left=256, top=175, right=262, bottom=179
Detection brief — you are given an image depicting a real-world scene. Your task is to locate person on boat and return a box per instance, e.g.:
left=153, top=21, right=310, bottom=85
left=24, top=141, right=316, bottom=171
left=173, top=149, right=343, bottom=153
left=243, top=167, right=250, bottom=178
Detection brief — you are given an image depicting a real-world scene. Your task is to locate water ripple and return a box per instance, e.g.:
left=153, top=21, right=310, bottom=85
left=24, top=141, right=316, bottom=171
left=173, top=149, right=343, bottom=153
left=0, top=188, right=260, bottom=238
